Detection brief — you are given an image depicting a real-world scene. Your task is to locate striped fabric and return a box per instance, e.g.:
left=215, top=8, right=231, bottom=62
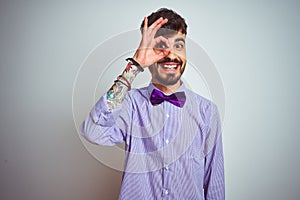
left=80, top=82, right=225, bottom=200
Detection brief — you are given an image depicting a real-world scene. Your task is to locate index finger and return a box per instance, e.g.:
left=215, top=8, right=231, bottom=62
left=154, top=36, right=170, bottom=50
left=149, top=17, right=164, bottom=29
left=150, top=18, right=168, bottom=38
left=142, top=17, right=148, bottom=34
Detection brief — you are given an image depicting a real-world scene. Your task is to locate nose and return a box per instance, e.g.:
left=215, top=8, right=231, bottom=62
left=165, top=48, right=178, bottom=60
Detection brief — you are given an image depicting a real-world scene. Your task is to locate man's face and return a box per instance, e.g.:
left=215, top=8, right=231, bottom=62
left=149, top=31, right=186, bottom=87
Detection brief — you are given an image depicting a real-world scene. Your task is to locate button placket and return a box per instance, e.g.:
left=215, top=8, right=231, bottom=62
left=165, top=165, right=169, bottom=170
left=162, top=102, right=174, bottom=199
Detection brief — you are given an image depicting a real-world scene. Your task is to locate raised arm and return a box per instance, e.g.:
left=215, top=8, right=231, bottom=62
left=106, top=16, right=170, bottom=110
left=80, top=17, right=170, bottom=145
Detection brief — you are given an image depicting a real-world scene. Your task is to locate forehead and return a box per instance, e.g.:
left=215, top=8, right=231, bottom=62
left=155, top=28, right=186, bottom=39
left=164, top=32, right=186, bottom=43
left=166, top=31, right=186, bottom=39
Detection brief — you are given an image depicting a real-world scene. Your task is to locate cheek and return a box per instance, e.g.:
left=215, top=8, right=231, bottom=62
left=179, top=55, right=186, bottom=68
left=148, top=66, right=154, bottom=73
left=180, top=61, right=187, bottom=74
left=148, top=64, right=159, bottom=75
left=177, top=50, right=186, bottom=61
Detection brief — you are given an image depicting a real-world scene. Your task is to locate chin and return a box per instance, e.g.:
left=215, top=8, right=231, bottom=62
left=150, top=62, right=185, bottom=86
left=155, top=73, right=182, bottom=86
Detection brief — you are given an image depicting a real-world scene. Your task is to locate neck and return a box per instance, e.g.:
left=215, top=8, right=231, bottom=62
left=152, top=81, right=181, bottom=95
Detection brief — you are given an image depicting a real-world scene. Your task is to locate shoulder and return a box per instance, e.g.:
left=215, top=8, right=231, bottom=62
left=185, top=88, right=215, bottom=109
left=185, top=88, right=219, bottom=124
left=124, top=86, right=150, bottom=107
left=127, top=86, right=149, bottom=99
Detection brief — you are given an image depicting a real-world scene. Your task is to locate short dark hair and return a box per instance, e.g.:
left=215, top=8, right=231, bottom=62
left=140, top=8, right=187, bottom=36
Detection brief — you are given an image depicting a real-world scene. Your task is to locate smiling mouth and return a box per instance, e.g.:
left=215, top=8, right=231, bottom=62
left=158, top=62, right=182, bottom=71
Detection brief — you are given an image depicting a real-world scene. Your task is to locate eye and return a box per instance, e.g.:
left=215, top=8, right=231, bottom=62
left=156, top=42, right=167, bottom=49
left=175, top=43, right=184, bottom=49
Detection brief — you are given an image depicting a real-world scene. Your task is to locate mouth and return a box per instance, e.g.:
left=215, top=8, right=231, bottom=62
left=158, top=62, right=181, bottom=72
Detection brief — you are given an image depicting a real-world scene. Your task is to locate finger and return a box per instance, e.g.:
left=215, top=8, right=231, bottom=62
left=148, top=17, right=165, bottom=35
left=155, top=48, right=170, bottom=60
left=154, top=36, right=170, bottom=49
left=142, top=17, right=148, bottom=34
left=153, top=48, right=169, bottom=59
left=149, top=17, right=164, bottom=29
left=162, top=48, right=171, bottom=57
left=150, top=18, right=168, bottom=38
left=153, top=37, right=170, bottom=57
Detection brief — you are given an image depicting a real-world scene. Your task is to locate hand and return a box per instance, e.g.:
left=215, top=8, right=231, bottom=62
left=133, top=17, right=170, bottom=68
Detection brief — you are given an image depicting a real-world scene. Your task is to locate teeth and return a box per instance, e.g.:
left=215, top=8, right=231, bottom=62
left=163, top=64, right=177, bottom=69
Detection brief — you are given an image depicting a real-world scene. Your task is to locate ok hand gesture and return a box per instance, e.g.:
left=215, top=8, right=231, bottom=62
left=133, top=17, right=170, bottom=68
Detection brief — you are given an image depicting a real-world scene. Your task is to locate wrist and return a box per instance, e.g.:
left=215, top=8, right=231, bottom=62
left=117, top=75, right=131, bottom=90
left=132, top=53, right=146, bottom=68
left=126, top=58, right=144, bottom=72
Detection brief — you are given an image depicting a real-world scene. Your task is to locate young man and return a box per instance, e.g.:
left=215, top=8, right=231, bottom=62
left=81, top=8, right=225, bottom=199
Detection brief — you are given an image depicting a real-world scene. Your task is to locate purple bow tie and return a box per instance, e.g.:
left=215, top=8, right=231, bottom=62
left=150, top=89, right=186, bottom=108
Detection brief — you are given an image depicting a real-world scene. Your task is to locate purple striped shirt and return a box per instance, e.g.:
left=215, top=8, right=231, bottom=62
left=80, top=83, right=225, bottom=199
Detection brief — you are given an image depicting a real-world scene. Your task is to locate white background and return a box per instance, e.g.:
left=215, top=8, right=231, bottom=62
left=0, top=1, right=299, bottom=199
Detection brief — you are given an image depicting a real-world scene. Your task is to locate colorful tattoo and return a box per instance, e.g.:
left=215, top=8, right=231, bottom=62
left=106, top=63, right=141, bottom=110
left=123, top=63, right=140, bottom=83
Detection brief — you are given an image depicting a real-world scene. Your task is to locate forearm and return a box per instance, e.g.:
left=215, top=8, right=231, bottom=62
left=107, top=17, right=169, bottom=110
left=106, top=61, right=141, bottom=110
left=80, top=61, right=141, bottom=145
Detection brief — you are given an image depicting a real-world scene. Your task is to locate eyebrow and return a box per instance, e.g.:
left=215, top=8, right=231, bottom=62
left=175, top=38, right=185, bottom=43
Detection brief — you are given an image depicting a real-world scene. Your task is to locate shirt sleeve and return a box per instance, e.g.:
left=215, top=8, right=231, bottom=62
left=80, top=93, right=132, bottom=146
left=203, top=104, right=225, bottom=199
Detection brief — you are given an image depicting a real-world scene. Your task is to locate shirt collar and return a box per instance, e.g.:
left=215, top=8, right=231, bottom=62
left=147, top=81, right=186, bottom=97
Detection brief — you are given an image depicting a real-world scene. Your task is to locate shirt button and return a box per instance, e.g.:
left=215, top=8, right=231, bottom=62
left=165, top=139, right=169, bottom=144
left=165, top=165, right=169, bottom=170
left=166, top=114, right=169, bottom=118
left=165, top=189, right=169, bottom=195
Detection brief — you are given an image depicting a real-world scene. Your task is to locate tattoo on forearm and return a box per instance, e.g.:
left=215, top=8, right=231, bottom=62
left=123, top=62, right=140, bottom=82
left=106, top=63, right=140, bottom=110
